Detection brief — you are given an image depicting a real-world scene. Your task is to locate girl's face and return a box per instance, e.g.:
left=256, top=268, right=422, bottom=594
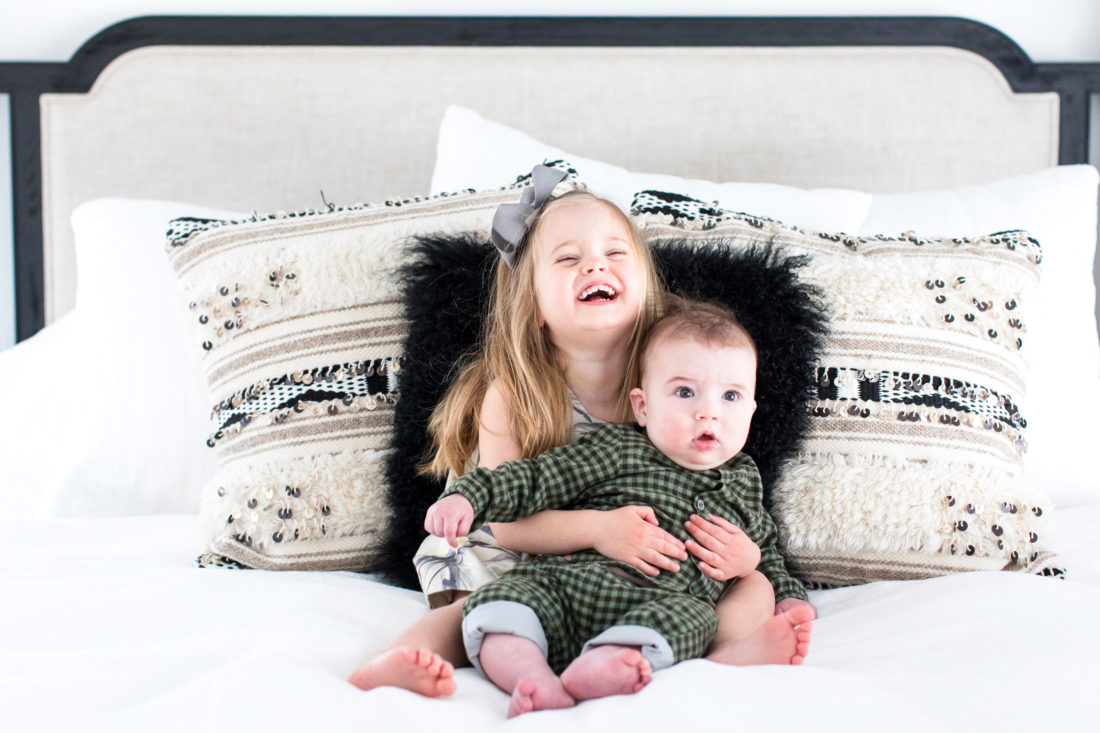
left=530, top=198, right=646, bottom=348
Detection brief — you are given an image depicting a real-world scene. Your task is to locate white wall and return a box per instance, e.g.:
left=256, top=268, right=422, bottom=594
left=3, top=0, right=1099, bottom=349
left=5, top=1, right=1100, bottom=64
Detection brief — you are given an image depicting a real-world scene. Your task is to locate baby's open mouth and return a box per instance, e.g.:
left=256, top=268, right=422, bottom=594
left=579, top=284, right=618, bottom=302
left=694, top=431, right=717, bottom=447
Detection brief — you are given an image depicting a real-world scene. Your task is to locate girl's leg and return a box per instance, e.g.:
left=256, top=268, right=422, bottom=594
left=389, top=594, right=470, bottom=666
left=347, top=593, right=469, bottom=696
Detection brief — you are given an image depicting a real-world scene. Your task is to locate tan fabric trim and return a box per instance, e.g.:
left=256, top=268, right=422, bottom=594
left=800, top=412, right=1022, bottom=466
left=823, top=322, right=1027, bottom=393
left=1022, top=550, right=1066, bottom=577
left=207, top=323, right=406, bottom=394
left=788, top=547, right=1065, bottom=586
left=202, top=303, right=405, bottom=391
left=216, top=406, right=396, bottom=463
left=211, top=534, right=382, bottom=572
left=643, top=222, right=1040, bottom=274
left=788, top=549, right=1006, bottom=586
left=167, top=191, right=510, bottom=276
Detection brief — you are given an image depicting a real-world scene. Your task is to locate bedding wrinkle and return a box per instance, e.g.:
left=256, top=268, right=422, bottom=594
left=4, top=514, right=1097, bottom=731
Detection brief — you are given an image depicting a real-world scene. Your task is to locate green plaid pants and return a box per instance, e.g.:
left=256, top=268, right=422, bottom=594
left=463, top=560, right=718, bottom=674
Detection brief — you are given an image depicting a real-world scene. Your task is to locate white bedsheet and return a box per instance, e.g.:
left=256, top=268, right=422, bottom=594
left=2, top=507, right=1098, bottom=733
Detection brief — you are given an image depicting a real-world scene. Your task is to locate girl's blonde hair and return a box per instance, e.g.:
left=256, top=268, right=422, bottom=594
left=423, top=190, right=664, bottom=478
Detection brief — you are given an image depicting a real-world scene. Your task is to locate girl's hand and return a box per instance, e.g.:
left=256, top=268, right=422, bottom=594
left=775, top=597, right=818, bottom=619
left=684, top=514, right=761, bottom=582
left=592, top=506, right=688, bottom=577
left=424, top=494, right=475, bottom=548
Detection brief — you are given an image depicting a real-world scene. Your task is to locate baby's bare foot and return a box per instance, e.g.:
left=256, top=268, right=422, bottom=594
left=507, top=675, right=575, bottom=717
left=560, top=645, right=652, bottom=701
left=347, top=646, right=457, bottom=697
left=706, top=605, right=814, bottom=667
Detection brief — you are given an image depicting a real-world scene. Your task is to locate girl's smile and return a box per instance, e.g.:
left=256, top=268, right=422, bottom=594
left=578, top=283, right=619, bottom=303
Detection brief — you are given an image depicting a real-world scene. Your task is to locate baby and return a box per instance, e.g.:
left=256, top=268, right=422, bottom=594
left=424, top=297, right=813, bottom=716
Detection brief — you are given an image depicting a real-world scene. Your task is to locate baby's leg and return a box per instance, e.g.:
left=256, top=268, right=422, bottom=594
left=560, top=644, right=652, bottom=701
left=706, top=572, right=813, bottom=666
left=464, top=571, right=577, bottom=717
left=479, top=633, right=575, bottom=717
left=347, top=596, right=466, bottom=697
left=562, top=591, right=715, bottom=699
left=709, top=570, right=774, bottom=649
left=611, top=589, right=721, bottom=669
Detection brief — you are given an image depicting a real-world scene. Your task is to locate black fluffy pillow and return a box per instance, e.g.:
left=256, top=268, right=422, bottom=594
left=373, top=234, right=827, bottom=588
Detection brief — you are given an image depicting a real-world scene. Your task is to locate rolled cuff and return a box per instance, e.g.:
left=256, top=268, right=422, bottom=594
left=581, top=625, right=675, bottom=672
left=462, top=601, right=547, bottom=675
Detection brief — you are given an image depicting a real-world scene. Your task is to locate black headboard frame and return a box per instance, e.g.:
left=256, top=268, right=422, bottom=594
left=1, top=15, right=1099, bottom=343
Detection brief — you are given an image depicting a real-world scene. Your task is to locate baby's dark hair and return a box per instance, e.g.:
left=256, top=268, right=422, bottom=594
left=639, top=294, right=757, bottom=376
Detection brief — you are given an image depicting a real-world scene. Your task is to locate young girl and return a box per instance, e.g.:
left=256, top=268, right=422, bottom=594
left=349, top=169, right=811, bottom=697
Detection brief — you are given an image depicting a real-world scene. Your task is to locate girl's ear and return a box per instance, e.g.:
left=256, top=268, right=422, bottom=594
left=629, top=387, right=648, bottom=425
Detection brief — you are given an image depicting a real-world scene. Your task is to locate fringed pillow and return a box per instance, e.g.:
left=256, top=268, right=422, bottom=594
left=377, top=233, right=827, bottom=589
left=165, top=164, right=581, bottom=571
left=635, top=190, right=1065, bottom=587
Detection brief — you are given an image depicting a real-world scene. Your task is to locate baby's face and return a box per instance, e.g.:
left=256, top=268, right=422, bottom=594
left=630, top=335, right=757, bottom=471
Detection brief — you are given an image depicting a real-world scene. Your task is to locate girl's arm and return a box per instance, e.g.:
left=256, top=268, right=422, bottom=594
left=492, top=506, right=687, bottom=576
left=474, top=380, right=523, bottom=468
left=477, top=381, right=687, bottom=576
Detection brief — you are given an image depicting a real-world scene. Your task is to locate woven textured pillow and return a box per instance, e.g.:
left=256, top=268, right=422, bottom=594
left=634, top=190, right=1064, bottom=587
left=377, top=233, right=827, bottom=589
left=165, top=165, right=580, bottom=571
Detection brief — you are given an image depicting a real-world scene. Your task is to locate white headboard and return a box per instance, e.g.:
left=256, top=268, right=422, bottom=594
left=2, top=16, right=1096, bottom=335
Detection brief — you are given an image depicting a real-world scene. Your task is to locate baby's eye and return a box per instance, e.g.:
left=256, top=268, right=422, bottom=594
left=674, top=387, right=694, bottom=398
left=723, top=390, right=740, bottom=402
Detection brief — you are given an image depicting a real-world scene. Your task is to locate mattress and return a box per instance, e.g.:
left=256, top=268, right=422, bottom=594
left=3, top=507, right=1097, bottom=731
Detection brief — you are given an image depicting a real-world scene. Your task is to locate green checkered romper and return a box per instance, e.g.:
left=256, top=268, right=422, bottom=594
left=443, top=423, right=806, bottom=674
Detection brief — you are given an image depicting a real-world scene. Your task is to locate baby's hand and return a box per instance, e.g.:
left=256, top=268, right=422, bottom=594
left=684, top=514, right=761, bottom=582
left=775, top=597, right=818, bottom=619
left=592, top=505, right=688, bottom=577
left=424, top=494, right=475, bottom=548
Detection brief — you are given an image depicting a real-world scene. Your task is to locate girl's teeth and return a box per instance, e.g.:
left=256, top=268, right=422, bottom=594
left=581, top=285, right=616, bottom=300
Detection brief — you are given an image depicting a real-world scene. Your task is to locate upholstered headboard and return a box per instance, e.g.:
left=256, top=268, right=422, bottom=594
left=2, top=16, right=1098, bottom=338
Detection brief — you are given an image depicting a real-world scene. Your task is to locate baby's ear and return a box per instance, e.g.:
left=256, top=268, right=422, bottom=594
left=629, top=387, right=648, bottom=425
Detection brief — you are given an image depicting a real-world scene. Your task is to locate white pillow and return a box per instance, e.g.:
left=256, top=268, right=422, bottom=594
left=0, top=198, right=243, bottom=518
left=860, top=166, right=1100, bottom=508
left=432, top=105, right=872, bottom=233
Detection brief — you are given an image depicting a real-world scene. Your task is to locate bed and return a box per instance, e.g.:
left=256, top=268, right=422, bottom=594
left=1, top=15, right=1099, bottom=732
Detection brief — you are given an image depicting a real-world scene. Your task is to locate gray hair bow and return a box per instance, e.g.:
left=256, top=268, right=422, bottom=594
left=490, top=164, right=569, bottom=267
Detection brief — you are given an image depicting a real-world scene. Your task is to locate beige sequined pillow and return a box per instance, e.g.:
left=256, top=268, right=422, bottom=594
left=634, top=190, right=1064, bottom=587
left=167, top=167, right=580, bottom=571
